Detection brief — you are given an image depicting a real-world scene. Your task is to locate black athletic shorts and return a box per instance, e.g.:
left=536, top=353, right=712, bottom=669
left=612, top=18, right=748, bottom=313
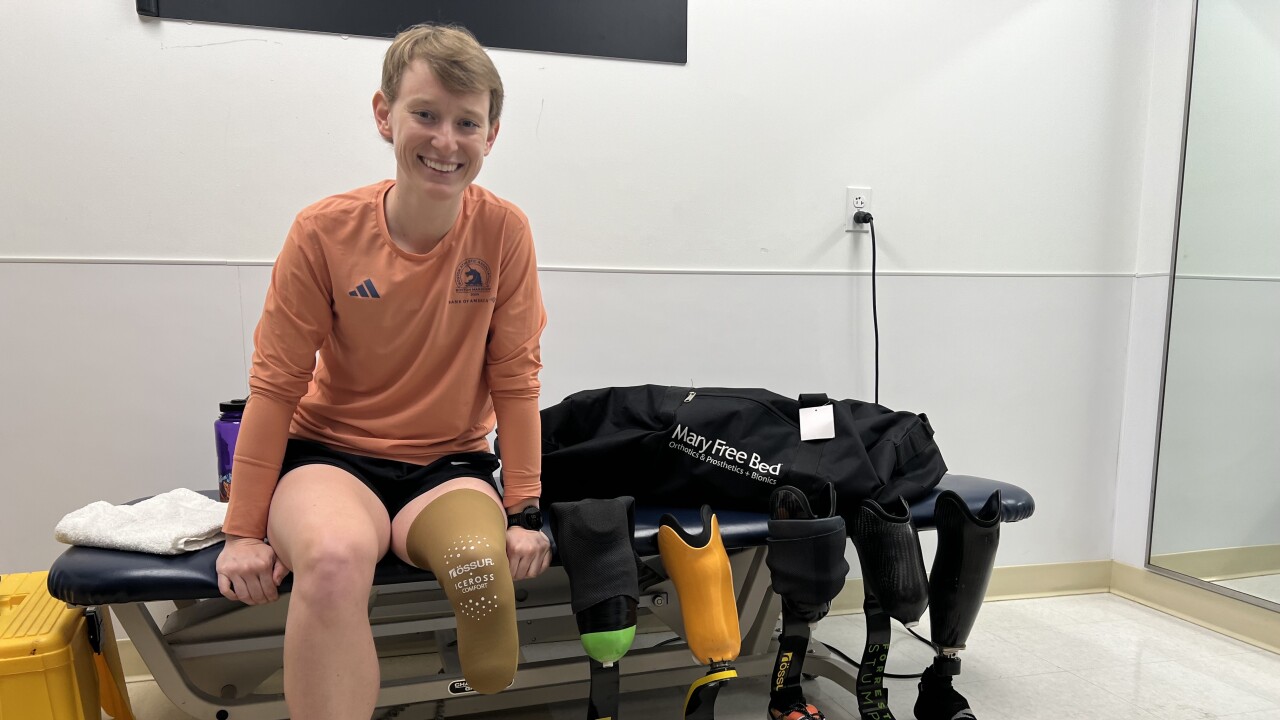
left=279, top=438, right=502, bottom=518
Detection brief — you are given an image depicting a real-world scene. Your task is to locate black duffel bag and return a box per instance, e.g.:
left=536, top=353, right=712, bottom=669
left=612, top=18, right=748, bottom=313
left=527, top=385, right=946, bottom=524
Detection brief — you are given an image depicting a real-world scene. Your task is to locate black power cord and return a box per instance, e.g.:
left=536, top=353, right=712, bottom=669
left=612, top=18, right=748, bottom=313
left=853, top=210, right=878, bottom=404
left=818, top=641, right=923, bottom=680
left=811, top=617, right=937, bottom=680
left=907, top=625, right=941, bottom=655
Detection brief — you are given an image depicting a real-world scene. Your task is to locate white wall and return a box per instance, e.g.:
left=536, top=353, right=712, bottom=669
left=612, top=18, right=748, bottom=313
left=1112, top=0, right=1197, bottom=568
left=1, top=1, right=1175, bottom=575
left=1111, top=274, right=1175, bottom=567
left=2, top=1, right=1154, bottom=274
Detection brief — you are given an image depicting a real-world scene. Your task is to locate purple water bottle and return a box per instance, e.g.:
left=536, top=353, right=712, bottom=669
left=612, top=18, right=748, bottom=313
left=215, top=398, right=246, bottom=502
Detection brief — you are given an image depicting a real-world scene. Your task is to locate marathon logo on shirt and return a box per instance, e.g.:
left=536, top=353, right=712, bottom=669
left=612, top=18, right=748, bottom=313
left=450, top=258, right=495, bottom=305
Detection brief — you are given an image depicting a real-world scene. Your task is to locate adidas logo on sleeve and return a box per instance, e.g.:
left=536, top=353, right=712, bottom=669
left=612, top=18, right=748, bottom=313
left=349, top=279, right=381, bottom=299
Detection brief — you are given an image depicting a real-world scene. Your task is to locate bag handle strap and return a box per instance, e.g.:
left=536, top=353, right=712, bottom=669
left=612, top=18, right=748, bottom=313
left=788, top=393, right=831, bottom=489
left=798, top=393, right=829, bottom=408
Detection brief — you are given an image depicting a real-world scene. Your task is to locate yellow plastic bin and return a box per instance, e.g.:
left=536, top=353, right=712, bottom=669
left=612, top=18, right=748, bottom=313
left=0, top=571, right=133, bottom=720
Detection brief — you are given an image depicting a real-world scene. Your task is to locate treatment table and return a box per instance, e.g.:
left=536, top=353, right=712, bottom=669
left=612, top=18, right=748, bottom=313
left=47, top=474, right=1034, bottom=720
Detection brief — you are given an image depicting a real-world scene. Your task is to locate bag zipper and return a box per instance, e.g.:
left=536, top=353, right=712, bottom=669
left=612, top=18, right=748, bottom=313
left=681, top=390, right=801, bottom=428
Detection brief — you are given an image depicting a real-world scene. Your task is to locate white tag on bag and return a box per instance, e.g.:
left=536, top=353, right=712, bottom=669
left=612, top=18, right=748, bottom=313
left=799, top=404, right=835, bottom=441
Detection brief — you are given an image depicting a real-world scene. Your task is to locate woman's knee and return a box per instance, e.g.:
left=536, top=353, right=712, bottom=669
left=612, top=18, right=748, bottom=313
left=266, top=463, right=391, bottom=582
left=288, top=535, right=381, bottom=602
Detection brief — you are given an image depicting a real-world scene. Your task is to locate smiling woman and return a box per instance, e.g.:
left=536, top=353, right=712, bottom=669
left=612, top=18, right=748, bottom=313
left=211, top=21, right=550, bottom=720
left=134, top=0, right=689, bottom=63
left=373, top=40, right=501, bottom=253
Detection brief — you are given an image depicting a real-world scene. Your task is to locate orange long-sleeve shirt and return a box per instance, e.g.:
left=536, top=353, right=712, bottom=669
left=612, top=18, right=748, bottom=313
left=224, top=180, right=546, bottom=539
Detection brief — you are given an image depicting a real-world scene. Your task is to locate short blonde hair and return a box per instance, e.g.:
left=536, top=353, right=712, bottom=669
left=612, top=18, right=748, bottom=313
left=381, top=24, right=504, bottom=125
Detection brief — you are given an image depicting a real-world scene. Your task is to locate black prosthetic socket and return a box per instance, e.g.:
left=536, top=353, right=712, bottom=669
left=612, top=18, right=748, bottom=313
left=574, top=594, right=637, bottom=637
left=766, top=485, right=849, bottom=717
left=550, top=497, right=641, bottom=616
left=927, top=490, right=1002, bottom=651
left=767, top=484, right=850, bottom=622
left=849, top=497, right=929, bottom=627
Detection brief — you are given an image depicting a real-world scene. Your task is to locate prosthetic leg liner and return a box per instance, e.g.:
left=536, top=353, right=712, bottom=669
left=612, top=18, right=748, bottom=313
left=915, top=490, right=1002, bottom=720
left=766, top=484, right=849, bottom=623
left=406, top=489, right=517, bottom=694
left=766, top=484, right=847, bottom=720
left=927, top=490, right=1002, bottom=651
left=658, top=505, right=741, bottom=665
left=849, top=497, right=929, bottom=627
left=549, top=497, right=640, bottom=664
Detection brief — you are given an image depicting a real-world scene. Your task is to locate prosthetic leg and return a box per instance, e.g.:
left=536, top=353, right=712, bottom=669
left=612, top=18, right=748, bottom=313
left=658, top=505, right=741, bottom=720
left=765, top=484, right=850, bottom=720
left=849, top=497, right=930, bottom=719
left=914, top=490, right=1002, bottom=720
left=549, top=497, right=641, bottom=720
left=404, top=489, right=518, bottom=695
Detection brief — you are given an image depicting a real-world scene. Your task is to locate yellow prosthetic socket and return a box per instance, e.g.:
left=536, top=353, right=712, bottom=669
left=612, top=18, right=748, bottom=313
left=406, top=489, right=518, bottom=695
left=659, top=505, right=741, bottom=720
left=657, top=505, right=741, bottom=665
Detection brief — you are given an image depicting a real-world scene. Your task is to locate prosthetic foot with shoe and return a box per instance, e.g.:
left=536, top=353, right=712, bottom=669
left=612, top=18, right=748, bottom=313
left=764, top=484, right=850, bottom=720
left=913, top=490, right=1002, bottom=720
left=848, top=489, right=1002, bottom=720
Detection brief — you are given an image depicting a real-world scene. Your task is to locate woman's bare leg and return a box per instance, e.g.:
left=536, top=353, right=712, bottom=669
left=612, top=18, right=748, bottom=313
left=267, top=465, right=391, bottom=720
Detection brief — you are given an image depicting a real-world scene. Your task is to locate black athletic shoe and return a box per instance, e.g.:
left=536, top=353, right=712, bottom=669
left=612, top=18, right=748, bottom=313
left=914, top=663, right=975, bottom=720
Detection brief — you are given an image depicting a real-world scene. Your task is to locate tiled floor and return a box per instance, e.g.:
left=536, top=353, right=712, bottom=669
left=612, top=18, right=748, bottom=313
left=119, top=593, right=1280, bottom=719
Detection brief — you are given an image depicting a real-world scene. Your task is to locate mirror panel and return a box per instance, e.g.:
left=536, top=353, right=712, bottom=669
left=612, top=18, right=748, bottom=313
left=1149, top=0, right=1280, bottom=608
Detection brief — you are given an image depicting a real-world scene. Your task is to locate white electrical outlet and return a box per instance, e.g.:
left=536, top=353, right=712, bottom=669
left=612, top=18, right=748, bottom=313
left=845, top=186, right=872, bottom=233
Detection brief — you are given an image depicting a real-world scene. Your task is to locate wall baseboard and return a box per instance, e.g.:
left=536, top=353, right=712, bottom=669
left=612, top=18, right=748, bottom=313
left=1110, top=561, right=1280, bottom=654
left=118, top=635, right=151, bottom=682
left=1150, top=544, right=1280, bottom=581
left=829, top=560, right=1114, bottom=616
left=115, top=559, right=1278, bottom=684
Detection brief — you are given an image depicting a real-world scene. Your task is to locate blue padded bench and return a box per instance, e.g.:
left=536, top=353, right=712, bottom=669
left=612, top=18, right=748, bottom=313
left=47, top=473, right=1033, bottom=720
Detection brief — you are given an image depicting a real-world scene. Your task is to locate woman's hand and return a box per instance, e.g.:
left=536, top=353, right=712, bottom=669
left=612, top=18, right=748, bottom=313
left=506, top=527, right=552, bottom=581
left=216, top=535, right=289, bottom=604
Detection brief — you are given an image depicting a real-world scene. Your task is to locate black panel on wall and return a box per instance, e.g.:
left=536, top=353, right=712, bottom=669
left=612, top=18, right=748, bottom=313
left=137, top=0, right=688, bottom=64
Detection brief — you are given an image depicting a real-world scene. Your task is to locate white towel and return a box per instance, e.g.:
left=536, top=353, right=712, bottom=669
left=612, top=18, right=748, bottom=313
left=55, top=488, right=228, bottom=555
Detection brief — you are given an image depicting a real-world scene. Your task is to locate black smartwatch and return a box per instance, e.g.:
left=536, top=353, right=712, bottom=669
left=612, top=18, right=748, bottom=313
left=507, top=506, right=543, bottom=531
